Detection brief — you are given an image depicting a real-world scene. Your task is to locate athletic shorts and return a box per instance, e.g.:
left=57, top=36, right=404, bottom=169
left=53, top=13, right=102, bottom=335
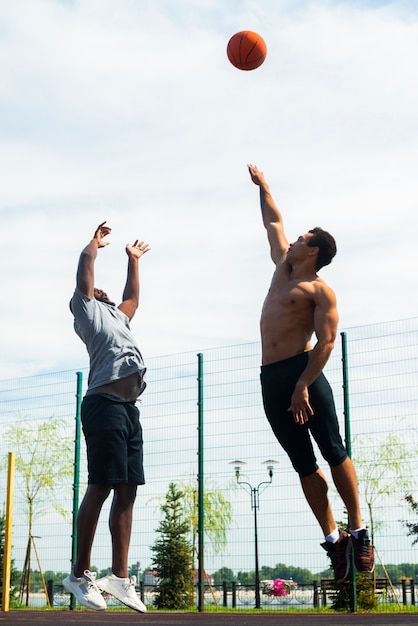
left=260, top=352, right=347, bottom=478
left=81, top=394, right=145, bottom=485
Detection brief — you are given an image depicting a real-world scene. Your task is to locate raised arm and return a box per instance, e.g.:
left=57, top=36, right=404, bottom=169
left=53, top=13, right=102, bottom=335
left=288, top=284, right=339, bottom=424
left=248, top=163, right=289, bottom=264
left=118, top=240, right=151, bottom=321
left=76, top=221, right=111, bottom=298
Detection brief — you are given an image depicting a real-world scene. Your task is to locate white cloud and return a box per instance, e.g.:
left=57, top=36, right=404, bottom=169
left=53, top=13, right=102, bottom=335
left=1, top=0, right=418, bottom=377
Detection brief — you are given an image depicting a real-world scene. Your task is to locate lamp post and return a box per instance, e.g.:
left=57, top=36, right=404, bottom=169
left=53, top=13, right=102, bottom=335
left=136, top=561, right=141, bottom=591
left=230, top=459, right=279, bottom=609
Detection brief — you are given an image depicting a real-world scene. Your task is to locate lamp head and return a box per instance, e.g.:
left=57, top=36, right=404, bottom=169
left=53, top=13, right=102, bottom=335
left=229, top=459, right=246, bottom=478
left=261, top=459, right=279, bottom=477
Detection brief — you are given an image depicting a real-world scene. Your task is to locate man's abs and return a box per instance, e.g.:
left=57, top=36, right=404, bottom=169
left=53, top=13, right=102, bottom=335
left=260, top=284, right=315, bottom=365
left=86, top=372, right=142, bottom=402
left=260, top=308, right=314, bottom=365
left=261, top=333, right=312, bottom=365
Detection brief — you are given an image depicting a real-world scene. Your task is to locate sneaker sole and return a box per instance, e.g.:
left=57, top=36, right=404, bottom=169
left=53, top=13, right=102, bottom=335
left=355, top=559, right=375, bottom=574
left=114, top=597, right=147, bottom=613
left=96, top=580, right=147, bottom=613
left=62, top=577, right=107, bottom=611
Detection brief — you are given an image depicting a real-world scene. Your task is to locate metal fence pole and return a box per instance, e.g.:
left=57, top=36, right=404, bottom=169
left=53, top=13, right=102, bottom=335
left=197, top=353, right=204, bottom=612
left=341, top=332, right=356, bottom=613
left=70, top=372, right=83, bottom=610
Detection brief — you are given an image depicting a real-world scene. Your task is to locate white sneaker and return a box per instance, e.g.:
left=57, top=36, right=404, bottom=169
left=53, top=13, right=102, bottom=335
left=62, top=569, right=107, bottom=611
left=96, top=573, right=147, bottom=612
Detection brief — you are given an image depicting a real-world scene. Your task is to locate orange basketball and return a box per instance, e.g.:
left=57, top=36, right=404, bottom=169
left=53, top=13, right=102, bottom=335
left=227, top=30, right=267, bottom=71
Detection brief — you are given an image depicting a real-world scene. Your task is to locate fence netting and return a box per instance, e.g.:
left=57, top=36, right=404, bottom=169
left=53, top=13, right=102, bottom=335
left=1, top=317, right=418, bottom=603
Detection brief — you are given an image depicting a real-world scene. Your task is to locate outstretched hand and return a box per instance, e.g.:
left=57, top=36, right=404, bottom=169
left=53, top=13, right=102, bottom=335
left=126, top=240, right=151, bottom=259
left=93, top=221, right=112, bottom=248
left=248, top=163, right=266, bottom=186
left=288, top=384, right=314, bottom=426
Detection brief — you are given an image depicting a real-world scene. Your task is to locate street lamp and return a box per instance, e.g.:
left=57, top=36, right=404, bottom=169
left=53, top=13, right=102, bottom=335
left=230, top=459, right=279, bottom=609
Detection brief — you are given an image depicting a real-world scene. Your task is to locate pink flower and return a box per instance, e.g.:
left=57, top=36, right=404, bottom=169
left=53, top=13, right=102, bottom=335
left=269, top=578, right=288, bottom=597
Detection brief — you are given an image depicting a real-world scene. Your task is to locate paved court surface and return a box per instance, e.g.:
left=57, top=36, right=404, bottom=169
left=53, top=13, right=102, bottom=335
left=1, top=611, right=418, bottom=626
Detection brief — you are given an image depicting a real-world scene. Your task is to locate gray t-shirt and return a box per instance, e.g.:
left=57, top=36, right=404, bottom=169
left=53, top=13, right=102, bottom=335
left=70, top=288, right=146, bottom=394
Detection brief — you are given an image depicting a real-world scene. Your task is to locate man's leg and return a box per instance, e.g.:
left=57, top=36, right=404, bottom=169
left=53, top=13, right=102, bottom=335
left=109, top=483, right=138, bottom=578
left=63, top=484, right=110, bottom=611
left=300, top=468, right=336, bottom=536
left=300, top=459, right=367, bottom=536
left=300, top=468, right=351, bottom=583
left=96, top=483, right=146, bottom=613
left=331, top=457, right=374, bottom=574
left=74, top=484, right=111, bottom=576
left=330, top=456, right=362, bottom=529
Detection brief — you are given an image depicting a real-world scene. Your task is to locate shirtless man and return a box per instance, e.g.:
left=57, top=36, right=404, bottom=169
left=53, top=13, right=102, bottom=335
left=63, top=222, right=150, bottom=612
left=248, top=164, right=373, bottom=582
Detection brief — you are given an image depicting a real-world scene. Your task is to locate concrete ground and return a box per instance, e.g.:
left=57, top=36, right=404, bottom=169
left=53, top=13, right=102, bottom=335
left=1, top=611, right=418, bottom=626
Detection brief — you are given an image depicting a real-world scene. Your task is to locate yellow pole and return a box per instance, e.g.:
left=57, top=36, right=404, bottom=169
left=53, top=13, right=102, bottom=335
left=2, top=452, right=15, bottom=612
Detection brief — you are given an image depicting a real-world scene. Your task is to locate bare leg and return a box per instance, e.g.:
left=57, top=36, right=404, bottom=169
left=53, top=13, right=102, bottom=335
left=301, top=457, right=363, bottom=538
left=330, top=456, right=363, bottom=530
left=74, top=484, right=111, bottom=577
left=109, top=483, right=138, bottom=578
left=300, top=468, right=336, bottom=536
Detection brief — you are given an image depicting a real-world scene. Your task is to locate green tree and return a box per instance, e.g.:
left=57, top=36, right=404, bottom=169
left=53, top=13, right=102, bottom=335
left=353, top=433, right=415, bottom=547
left=271, top=563, right=313, bottom=584
left=179, top=479, right=233, bottom=556
left=403, top=494, right=418, bottom=545
left=128, top=562, right=141, bottom=580
left=237, top=570, right=254, bottom=585
left=259, top=565, right=275, bottom=580
left=212, top=566, right=235, bottom=585
left=150, top=482, right=194, bottom=609
left=3, top=417, right=73, bottom=605
left=0, top=510, right=20, bottom=607
left=241, top=563, right=314, bottom=585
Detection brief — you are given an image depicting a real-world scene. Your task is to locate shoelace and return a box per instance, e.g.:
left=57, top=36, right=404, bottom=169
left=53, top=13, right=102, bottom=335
left=121, top=576, right=136, bottom=591
left=357, top=541, right=370, bottom=556
left=83, top=570, right=99, bottom=590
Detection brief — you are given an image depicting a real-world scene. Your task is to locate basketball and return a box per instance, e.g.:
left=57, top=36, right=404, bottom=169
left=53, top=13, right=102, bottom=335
left=226, top=31, right=267, bottom=71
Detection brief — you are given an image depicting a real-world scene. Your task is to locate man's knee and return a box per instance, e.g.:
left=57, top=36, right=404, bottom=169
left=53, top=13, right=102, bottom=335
left=86, top=483, right=112, bottom=502
left=113, top=483, right=137, bottom=505
left=329, top=454, right=351, bottom=472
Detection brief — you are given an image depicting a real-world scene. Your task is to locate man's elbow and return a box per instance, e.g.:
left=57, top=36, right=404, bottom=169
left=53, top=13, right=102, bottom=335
left=316, top=337, right=335, bottom=353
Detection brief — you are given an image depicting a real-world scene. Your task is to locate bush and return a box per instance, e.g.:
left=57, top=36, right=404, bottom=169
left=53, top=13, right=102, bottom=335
left=331, top=573, right=378, bottom=611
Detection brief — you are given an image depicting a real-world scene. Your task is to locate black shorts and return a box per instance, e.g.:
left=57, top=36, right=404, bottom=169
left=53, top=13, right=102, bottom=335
left=260, top=352, right=347, bottom=478
left=81, top=394, right=145, bottom=485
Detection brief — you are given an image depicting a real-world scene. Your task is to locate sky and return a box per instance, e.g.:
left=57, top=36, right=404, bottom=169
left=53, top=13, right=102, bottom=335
left=1, top=0, right=418, bottom=379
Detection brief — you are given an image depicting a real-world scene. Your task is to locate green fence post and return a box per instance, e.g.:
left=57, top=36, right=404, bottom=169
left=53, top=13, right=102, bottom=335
left=70, top=371, right=83, bottom=610
left=197, top=353, right=204, bottom=612
left=341, top=332, right=356, bottom=613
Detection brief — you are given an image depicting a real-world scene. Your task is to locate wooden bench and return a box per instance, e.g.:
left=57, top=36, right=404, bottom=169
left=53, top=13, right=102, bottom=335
left=320, top=577, right=389, bottom=607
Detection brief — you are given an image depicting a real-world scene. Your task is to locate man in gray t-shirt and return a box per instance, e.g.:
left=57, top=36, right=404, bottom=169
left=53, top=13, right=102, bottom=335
left=63, top=222, right=150, bottom=613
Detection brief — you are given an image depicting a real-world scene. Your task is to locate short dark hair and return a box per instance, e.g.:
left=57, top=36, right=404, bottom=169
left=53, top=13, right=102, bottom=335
left=307, top=227, right=337, bottom=270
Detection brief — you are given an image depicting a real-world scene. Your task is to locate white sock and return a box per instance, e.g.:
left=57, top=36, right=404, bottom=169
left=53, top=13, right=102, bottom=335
left=325, top=527, right=340, bottom=544
left=70, top=568, right=80, bottom=581
left=349, top=527, right=365, bottom=539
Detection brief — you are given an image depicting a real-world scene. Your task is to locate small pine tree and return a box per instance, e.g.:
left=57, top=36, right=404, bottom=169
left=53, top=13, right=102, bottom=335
left=150, top=483, right=195, bottom=609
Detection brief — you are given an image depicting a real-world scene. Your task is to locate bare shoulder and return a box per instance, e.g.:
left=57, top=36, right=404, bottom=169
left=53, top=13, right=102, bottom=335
left=313, top=276, right=337, bottom=306
left=312, top=277, right=339, bottom=339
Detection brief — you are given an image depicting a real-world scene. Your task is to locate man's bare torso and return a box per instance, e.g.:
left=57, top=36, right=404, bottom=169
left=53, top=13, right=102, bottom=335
left=261, top=263, right=326, bottom=365
left=87, top=372, right=142, bottom=402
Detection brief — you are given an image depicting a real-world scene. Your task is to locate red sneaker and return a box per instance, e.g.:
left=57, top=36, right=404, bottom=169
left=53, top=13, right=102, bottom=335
left=351, top=529, right=374, bottom=574
left=321, top=530, right=351, bottom=583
